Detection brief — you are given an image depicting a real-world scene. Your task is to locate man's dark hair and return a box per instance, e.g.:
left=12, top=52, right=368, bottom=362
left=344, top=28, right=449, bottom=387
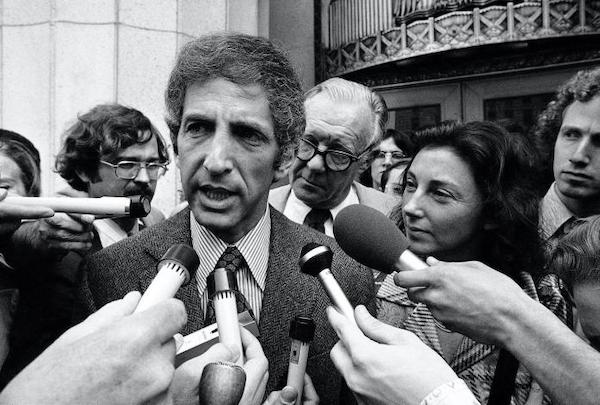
left=55, top=104, right=168, bottom=191
left=165, top=32, right=305, bottom=168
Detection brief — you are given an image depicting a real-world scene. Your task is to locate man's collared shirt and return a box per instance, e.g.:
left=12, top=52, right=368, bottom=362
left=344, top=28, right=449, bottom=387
left=190, top=207, right=270, bottom=323
left=94, top=218, right=141, bottom=248
left=283, top=186, right=358, bottom=237
left=540, top=182, right=576, bottom=241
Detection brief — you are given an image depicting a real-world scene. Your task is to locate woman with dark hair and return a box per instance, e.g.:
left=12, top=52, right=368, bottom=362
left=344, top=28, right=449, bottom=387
left=377, top=121, right=567, bottom=404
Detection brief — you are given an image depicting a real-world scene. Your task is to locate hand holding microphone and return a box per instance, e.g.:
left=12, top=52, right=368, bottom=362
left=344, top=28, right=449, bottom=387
left=327, top=305, right=464, bottom=405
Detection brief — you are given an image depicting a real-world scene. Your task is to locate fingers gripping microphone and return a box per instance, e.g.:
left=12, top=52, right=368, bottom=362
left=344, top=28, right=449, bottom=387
left=286, top=316, right=315, bottom=405
left=4, top=195, right=151, bottom=218
left=198, top=361, right=246, bottom=405
left=333, top=204, right=427, bottom=273
left=207, top=269, right=244, bottom=366
left=135, top=244, right=199, bottom=313
left=299, top=243, right=356, bottom=325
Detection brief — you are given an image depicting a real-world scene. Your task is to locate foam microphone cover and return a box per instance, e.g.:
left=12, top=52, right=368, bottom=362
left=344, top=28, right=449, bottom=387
left=333, top=204, right=408, bottom=274
left=198, top=361, right=246, bottom=405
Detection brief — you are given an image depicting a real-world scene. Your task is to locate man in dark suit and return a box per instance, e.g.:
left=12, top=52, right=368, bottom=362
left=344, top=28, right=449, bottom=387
left=79, top=33, right=375, bottom=404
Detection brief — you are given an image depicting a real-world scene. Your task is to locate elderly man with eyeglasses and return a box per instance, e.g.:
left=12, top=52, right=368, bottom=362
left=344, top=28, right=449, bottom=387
left=0, top=104, right=170, bottom=385
left=269, top=78, right=398, bottom=237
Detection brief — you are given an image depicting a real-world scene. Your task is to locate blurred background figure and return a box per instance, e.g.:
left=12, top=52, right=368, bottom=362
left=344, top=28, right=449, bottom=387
left=378, top=121, right=565, bottom=404
left=380, top=160, right=409, bottom=197
left=364, top=128, right=414, bottom=192
left=0, top=129, right=49, bottom=369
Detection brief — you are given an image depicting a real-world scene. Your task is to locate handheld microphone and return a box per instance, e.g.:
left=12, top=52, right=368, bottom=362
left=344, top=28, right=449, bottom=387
left=207, top=268, right=244, bottom=366
left=135, top=244, right=199, bottom=313
left=4, top=195, right=151, bottom=218
left=198, top=361, right=246, bottom=405
left=333, top=204, right=427, bottom=273
left=286, top=316, right=315, bottom=405
left=299, top=243, right=356, bottom=325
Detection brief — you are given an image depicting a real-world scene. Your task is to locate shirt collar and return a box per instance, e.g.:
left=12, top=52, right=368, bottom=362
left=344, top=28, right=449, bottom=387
left=284, top=185, right=358, bottom=236
left=540, top=182, right=576, bottom=239
left=190, top=207, right=271, bottom=294
left=285, top=184, right=359, bottom=220
left=94, top=218, right=140, bottom=247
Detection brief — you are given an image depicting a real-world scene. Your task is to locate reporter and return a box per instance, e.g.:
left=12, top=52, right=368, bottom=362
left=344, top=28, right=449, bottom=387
left=395, top=260, right=600, bottom=405
left=328, top=305, right=478, bottom=405
left=0, top=291, right=186, bottom=404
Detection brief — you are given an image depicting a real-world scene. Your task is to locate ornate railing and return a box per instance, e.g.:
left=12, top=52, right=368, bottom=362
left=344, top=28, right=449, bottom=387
left=325, top=0, right=600, bottom=77
left=328, top=0, right=394, bottom=48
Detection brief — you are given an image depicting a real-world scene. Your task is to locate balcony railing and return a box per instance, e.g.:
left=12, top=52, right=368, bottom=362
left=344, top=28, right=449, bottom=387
left=324, top=0, right=600, bottom=77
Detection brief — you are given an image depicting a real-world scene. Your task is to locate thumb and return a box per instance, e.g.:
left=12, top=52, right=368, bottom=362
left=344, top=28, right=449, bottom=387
left=354, top=305, right=405, bottom=345
left=279, top=386, right=298, bottom=405
left=426, top=256, right=443, bottom=266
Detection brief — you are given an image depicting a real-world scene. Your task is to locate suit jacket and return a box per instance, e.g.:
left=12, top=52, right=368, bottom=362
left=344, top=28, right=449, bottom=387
left=269, top=181, right=398, bottom=217
left=80, top=207, right=375, bottom=404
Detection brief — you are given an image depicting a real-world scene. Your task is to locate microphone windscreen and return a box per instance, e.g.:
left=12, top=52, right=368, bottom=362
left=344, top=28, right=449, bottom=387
left=160, top=244, right=199, bottom=276
left=299, top=243, right=333, bottom=277
left=333, top=204, right=408, bottom=274
left=198, top=361, right=246, bottom=405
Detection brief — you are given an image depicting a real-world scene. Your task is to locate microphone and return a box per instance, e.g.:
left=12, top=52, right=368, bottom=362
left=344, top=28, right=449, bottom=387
left=299, top=243, right=356, bottom=325
left=286, top=316, right=315, bottom=405
left=207, top=268, right=244, bottom=366
left=333, top=204, right=427, bottom=273
left=198, top=361, right=246, bottom=405
left=4, top=195, right=151, bottom=218
left=135, top=244, right=199, bottom=313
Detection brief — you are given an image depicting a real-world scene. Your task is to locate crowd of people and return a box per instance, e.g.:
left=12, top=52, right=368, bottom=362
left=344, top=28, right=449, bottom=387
left=0, top=31, right=598, bottom=405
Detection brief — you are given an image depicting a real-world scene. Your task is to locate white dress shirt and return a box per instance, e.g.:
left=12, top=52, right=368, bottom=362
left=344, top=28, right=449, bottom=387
left=190, top=207, right=271, bottom=323
left=282, top=186, right=359, bottom=237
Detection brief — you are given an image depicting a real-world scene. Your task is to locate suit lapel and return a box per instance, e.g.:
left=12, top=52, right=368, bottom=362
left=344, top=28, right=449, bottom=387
left=139, top=208, right=204, bottom=335
left=259, top=209, right=322, bottom=387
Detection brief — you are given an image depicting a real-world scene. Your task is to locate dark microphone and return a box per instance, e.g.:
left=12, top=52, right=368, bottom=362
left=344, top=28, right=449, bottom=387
left=198, top=361, right=246, bottom=405
left=135, top=244, right=199, bottom=313
left=207, top=268, right=244, bottom=366
left=286, top=316, right=315, bottom=405
left=299, top=243, right=356, bottom=325
left=4, top=195, right=151, bottom=218
left=333, top=204, right=427, bottom=273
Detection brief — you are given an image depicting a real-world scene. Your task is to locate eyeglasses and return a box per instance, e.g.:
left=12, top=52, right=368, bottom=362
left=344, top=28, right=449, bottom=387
left=297, top=138, right=369, bottom=172
left=374, top=150, right=408, bottom=161
left=100, top=160, right=168, bottom=180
